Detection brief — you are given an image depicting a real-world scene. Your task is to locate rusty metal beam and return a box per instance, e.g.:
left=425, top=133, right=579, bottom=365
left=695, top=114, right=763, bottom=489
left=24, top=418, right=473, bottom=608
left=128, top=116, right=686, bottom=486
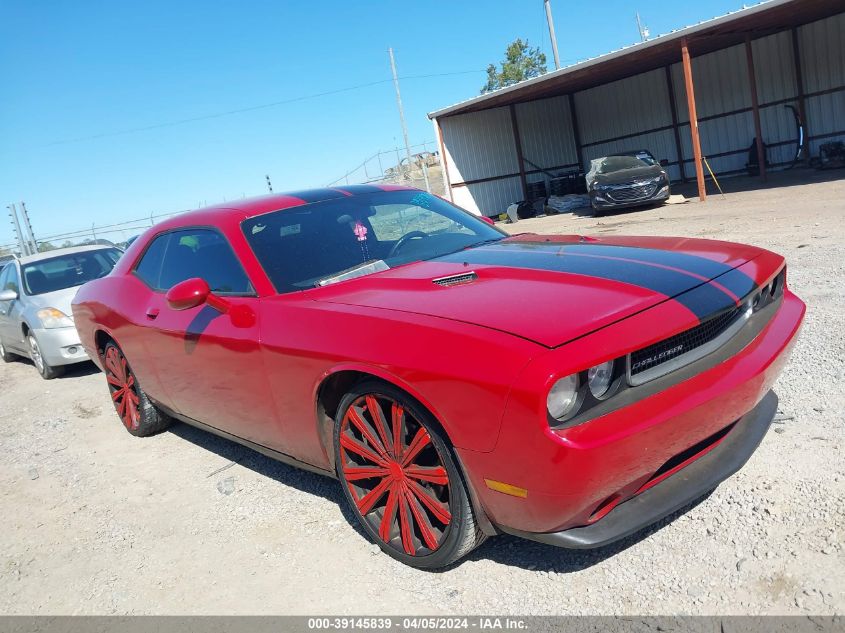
left=745, top=36, right=767, bottom=181
left=509, top=104, right=529, bottom=200
left=681, top=38, right=706, bottom=202
left=791, top=27, right=808, bottom=164
left=665, top=65, right=686, bottom=183
left=568, top=93, right=585, bottom=171
left=433, top=118, right=454, bottom=201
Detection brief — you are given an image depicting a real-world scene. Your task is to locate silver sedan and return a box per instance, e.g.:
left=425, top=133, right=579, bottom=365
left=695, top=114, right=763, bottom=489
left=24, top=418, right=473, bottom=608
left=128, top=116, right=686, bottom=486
left=0, top=245, right=121, bottom=379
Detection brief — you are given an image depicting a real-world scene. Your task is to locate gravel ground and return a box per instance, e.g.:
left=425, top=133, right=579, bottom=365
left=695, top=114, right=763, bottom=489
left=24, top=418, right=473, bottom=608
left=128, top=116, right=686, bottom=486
left=1, top=170, right=843, bottom=615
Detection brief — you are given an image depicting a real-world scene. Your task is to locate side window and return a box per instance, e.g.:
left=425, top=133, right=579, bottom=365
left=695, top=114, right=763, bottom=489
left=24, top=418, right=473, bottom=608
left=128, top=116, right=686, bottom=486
left=6, top=265, right=19, bottom=293
left=134, top=234, right=170, bottom=290
left=156, top=229, right=253, bottom=295
left=0, top=266, right=10, bottom=293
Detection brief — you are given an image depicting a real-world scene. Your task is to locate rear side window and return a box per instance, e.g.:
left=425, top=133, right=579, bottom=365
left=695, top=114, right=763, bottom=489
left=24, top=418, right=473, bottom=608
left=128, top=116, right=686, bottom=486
left=134, top=228, right=253, bottom=295
left=5, top=265, right=19, bottom=294
left=0, top=265, right=10, bottom=293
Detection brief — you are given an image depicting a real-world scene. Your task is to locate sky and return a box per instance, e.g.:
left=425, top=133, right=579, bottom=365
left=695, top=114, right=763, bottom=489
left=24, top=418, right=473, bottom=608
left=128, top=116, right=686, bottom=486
left=0, top=0, right=748, bottom=247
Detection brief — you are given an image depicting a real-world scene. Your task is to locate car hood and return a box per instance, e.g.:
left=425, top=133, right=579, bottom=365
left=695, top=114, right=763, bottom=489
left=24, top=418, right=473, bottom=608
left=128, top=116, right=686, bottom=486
left=311, top=235, right=764, bottom=348
left=21, top=286, right=79, bottom=317
left=593, top=164, right=664, bottom=186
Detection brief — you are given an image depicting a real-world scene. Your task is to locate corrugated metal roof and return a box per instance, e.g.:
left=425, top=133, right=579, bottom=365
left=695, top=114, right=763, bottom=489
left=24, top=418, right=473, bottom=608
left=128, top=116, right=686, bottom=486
left=428, top=0, right=841, bottom=119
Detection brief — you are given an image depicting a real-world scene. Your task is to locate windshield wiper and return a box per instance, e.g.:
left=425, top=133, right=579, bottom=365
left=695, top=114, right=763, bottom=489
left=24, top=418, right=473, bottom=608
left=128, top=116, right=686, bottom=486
left=316, top=260, right=390, bottom=287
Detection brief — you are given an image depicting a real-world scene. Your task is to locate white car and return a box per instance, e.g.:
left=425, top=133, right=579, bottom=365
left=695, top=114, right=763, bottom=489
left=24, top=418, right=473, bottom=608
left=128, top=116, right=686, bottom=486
left=0, top=245, right=121, bottom=379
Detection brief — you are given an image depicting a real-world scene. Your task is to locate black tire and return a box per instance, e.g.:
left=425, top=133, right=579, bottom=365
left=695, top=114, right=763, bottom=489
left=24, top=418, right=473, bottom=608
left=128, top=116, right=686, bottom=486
left=102, top=341, right=171, bottom=437
left=0, top=338, right=16, bottom=363
left=27, top=333, right=64, bottom=380
left=334, top=379, right=485, bottom=569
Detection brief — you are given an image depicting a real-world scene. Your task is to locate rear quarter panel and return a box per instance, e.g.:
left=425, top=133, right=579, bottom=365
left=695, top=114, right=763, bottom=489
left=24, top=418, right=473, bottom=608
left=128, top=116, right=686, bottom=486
left=72, top=275, right=168, bottom=403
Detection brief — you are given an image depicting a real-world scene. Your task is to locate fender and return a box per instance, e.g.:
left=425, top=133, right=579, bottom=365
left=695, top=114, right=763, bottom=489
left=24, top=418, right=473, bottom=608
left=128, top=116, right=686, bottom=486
left=313, top=361, right=453, bottom=466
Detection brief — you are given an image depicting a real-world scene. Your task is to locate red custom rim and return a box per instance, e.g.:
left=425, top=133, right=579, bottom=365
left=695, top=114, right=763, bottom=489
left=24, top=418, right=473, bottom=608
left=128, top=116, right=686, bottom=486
left=339, top=394, right=452, bottom=556
left=104, top=347, right=140, bottom=431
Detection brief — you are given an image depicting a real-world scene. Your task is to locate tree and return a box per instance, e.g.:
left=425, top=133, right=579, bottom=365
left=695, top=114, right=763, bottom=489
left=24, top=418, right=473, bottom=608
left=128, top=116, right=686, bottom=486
left=481, top=38, right=547, bottom=94
left=38, top=241, right=58, bottom=252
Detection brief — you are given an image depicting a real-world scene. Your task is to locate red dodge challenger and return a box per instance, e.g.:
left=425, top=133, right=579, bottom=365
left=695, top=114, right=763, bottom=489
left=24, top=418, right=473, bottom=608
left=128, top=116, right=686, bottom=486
left=72, top=185, right=804, bottom=569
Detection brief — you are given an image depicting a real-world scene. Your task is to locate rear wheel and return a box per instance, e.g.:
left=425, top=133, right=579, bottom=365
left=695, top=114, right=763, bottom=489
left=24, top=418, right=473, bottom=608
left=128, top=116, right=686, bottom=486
left=334, top=380, right=484, bottom=569
left=28, top=333, right=63, bottom=380
left=103, top=342, right=171, bottom=437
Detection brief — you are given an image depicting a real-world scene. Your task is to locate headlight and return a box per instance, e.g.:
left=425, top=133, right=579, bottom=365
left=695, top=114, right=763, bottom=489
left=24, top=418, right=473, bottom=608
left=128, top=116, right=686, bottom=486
left=547, top=374, right=580, bottom=420
left=587, top=360, right=614, bottom=398
left=36, top=308, right=73, bottom=329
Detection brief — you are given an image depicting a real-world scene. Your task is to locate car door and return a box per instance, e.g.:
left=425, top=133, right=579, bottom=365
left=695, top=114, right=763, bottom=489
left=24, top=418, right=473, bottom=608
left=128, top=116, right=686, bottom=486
left=132, top=227, right=280, bottom=446
left=0, top=264, right=26, bottom=353
left=0, top=265, right=13, bottom=345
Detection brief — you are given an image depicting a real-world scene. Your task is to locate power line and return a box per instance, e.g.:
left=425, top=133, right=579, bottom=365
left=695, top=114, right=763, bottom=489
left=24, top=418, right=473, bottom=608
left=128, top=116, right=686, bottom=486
left=42, top=70, right=486, bottom=147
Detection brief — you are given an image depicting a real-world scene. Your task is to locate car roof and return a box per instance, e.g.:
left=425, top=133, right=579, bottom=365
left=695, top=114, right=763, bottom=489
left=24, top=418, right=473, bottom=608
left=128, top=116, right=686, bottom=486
left=612, top=149, right=654, bottom=157
left=158, top=184, right=417, bottom=229
left=17, top=244, right=118, bottom=265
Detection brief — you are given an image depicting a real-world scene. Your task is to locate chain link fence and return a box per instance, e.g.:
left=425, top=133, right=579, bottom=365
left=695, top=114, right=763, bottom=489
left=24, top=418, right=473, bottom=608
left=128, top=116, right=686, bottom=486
left=1, top=143, right=447, bottom=255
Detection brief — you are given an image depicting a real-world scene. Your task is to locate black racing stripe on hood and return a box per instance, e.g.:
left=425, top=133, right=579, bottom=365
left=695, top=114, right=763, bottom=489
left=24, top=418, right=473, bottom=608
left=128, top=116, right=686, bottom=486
left=712, top=267, right=758, bottom=300
left=435, top=244, right=739, bottom=320
left=560, top=244, right=733, bottom=279
left=558, top=243, right=758, bottom=300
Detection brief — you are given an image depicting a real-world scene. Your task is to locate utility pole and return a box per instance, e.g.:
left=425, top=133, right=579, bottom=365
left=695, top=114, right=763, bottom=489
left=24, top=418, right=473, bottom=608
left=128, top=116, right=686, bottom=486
left=544, top=0, right=561, bottom=70
left=421, top=159, right=431, bottom=193
left=265, top=174, right=274, bottom=193
left=636, top=12, right=649, bottom=42
left=388, top=47, right=415, bottom=182
left=19, top=201, right=38, bottom=253
left=7, top=203, right=31, bottom=256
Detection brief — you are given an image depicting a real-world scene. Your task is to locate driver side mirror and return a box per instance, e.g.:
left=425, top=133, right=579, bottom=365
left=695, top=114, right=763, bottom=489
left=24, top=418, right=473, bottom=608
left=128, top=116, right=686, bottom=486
left=0, top=289, right=17, bottom=301
left=480, top=216, right=495, bottom=226
left=166, top=278, right=210, bottom=311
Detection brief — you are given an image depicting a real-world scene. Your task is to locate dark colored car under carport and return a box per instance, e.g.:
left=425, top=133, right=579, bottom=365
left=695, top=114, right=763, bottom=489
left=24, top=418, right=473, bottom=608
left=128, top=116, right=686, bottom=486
left=587, top=150, right=670, bottom=214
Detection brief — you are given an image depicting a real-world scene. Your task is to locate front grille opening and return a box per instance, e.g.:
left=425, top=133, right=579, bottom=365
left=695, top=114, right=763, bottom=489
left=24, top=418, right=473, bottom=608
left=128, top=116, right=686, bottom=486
left=630, top=305, right=743, bottom=376
left=608, top=183, right=659, bottom=202
left=638, top=421, right=736, bottom=494
left=432, top=271, right=478, bottom=287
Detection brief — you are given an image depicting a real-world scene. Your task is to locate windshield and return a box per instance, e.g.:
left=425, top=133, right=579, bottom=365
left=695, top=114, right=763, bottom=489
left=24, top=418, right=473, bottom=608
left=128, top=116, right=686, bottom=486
left=22, top=248, right=121, bottom=295
left=242, top=190, right=505, bottom=293
left=596, top=152, right=656, bottom=174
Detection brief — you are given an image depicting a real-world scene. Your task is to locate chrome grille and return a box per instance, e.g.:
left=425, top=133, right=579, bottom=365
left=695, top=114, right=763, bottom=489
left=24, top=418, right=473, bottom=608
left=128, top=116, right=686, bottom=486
left=607, top=181, right=659, bottom=202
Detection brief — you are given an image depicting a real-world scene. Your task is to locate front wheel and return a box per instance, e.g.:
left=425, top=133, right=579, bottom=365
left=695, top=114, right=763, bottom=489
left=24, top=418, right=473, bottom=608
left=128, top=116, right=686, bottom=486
left=0, top=338, right=16, bottom=363
left=103, top=342, right=171, bottom=437
left=28, top=333, right=63, bottom=380
left=334, top=380, right=484, bottom=569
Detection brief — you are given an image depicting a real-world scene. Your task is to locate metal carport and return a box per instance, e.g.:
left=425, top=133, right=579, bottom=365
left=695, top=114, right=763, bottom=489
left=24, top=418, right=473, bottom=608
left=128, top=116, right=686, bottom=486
left=428, top=0, right=845, bottom=216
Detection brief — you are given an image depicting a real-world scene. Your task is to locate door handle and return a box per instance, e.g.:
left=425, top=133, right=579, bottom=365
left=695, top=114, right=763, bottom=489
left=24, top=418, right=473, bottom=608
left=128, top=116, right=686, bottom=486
left=145, top=307, right=160, bottom=320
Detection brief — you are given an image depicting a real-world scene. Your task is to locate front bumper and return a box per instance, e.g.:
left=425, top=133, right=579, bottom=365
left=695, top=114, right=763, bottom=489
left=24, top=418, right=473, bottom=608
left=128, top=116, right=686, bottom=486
left=500, top=390, right=777, bottom=548
left=456, top=289, right=804, bottom=540
left=32, top=326, right=88, bottom=367
left=591, top=184, right=670, bottom=211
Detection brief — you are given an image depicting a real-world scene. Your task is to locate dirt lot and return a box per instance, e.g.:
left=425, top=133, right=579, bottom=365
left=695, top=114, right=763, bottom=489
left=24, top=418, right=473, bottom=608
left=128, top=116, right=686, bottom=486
left=1, top=171, right=843, bottom=615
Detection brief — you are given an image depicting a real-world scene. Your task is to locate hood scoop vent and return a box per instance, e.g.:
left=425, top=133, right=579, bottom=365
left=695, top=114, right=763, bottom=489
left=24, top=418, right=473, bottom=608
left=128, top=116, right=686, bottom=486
left=432, top=271, right=478, bottom=287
